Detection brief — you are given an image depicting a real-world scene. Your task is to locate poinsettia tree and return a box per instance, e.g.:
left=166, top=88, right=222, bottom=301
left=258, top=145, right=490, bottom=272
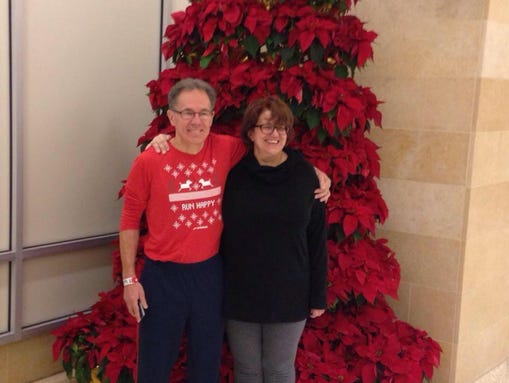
left=53, top=0, right=442, bottom=382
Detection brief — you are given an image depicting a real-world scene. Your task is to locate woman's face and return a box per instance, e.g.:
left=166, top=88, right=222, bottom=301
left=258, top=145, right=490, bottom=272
left=248, top=109, right=288, bottom=159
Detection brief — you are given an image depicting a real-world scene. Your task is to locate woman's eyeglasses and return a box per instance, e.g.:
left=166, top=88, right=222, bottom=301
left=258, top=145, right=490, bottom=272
left=254, top=124, right=289, bottom=135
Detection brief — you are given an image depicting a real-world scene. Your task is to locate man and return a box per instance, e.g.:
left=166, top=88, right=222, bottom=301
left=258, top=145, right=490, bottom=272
left=120, top=78, right=329, bottom=383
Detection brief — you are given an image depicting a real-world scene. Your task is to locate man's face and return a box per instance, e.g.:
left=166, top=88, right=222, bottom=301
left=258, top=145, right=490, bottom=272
left=167, top=89, right=214, bottom=151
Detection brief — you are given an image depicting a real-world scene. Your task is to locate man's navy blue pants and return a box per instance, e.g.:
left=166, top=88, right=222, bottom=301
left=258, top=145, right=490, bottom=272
left=136, top=255, right=223, bottom=383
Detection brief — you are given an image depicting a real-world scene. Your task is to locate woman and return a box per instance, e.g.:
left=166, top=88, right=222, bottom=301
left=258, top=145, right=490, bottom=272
left=220, top=96, right=328, bottom=383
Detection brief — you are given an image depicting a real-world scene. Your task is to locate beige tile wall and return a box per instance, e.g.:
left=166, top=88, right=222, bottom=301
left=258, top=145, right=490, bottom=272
left=476, top=79, right=509, bottom=133
left=0, top=340, right=7, bottom=382
left=459, top=0, right=509, bottom=379
left=377, top=178, right=467, bottom=240
left=0, top=332, right=62, bottom=383
left=354, top=1, right=508, bottom=382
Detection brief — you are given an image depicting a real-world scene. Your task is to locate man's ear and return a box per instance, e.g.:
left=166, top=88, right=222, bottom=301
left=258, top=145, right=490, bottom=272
left=167, top=109, right=175, bottom=125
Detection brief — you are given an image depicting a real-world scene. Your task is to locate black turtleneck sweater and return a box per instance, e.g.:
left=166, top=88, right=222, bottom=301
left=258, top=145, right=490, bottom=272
left=220, top=149, right=327, bottom=323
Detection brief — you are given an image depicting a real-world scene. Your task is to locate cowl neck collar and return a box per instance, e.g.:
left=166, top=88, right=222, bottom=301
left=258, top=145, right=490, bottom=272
left=242, top=148, right=295, bottom=184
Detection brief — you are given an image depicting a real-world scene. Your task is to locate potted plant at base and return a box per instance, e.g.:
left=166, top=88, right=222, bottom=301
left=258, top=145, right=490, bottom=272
left=52, top=285, right=137, bottom=383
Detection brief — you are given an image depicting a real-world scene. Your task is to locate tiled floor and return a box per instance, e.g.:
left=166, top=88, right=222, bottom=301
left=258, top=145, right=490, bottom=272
left=33, top=372, right=69, bottom=383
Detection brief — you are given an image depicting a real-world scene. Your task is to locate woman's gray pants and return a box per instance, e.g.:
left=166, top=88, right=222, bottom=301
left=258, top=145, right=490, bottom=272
left=226, top=319, right=306, bottom=383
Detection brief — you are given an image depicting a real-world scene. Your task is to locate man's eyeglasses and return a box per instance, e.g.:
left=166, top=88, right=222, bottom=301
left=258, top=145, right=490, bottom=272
left=171, top=109, right=214, bottom=120
left=254, top=124, right=289, bottom=135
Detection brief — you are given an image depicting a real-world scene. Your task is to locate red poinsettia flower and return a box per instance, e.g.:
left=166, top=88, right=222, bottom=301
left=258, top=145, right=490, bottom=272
left=288, top=7, right=338, bottom=52
left=243, top=5, right=273, bottom=44
left=162, top=5, right=202, bottom=60
left=333, top=16, right=377, bottom=67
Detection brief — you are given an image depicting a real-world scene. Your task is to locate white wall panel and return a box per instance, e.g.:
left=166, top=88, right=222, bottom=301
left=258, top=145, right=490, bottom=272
left=0, top=0, right=10, bottom=252
left=22, top=246, right=114, bottom=326
left=22, top=0, right=161, bottom=246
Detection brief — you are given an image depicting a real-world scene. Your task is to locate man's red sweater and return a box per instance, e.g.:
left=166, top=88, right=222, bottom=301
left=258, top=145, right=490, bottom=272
left=120, top=134, right=245, bottom=263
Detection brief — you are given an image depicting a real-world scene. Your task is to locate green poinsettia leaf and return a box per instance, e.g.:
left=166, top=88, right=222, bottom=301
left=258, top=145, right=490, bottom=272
left=317, top=127, right=328, bottom=144
left=352, top=230, right=363, bottom=241
left=289, top=100, right=304, bottom=117
left=172, top=48, right=183, bottom=64
left=280, top=46, right=298, bottom=66
left=355, top=294, right=367, bottom=306
left=75, top=356, right=92, bottom=383
left=339, top=0, right=349, bottom=13
left=364, top=120, right=372, bottom=132
left=309, top=41, right=324, bottom=64
left=340, top=126, right=352, bottom=137
left=242, top=35, right=259, bottom=58
left=334, top=64, right=349, bottom=78
left=334, top=225, right=346, bottom=242
left=269, top=32, right=286, bottom=48
left=118, top=367, right=136, bottom=383
left=62, top=358, right=74, bottom=377
left=200, top=54, right=214, bottom=69
left=306, top=108, right=321, bottom=129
